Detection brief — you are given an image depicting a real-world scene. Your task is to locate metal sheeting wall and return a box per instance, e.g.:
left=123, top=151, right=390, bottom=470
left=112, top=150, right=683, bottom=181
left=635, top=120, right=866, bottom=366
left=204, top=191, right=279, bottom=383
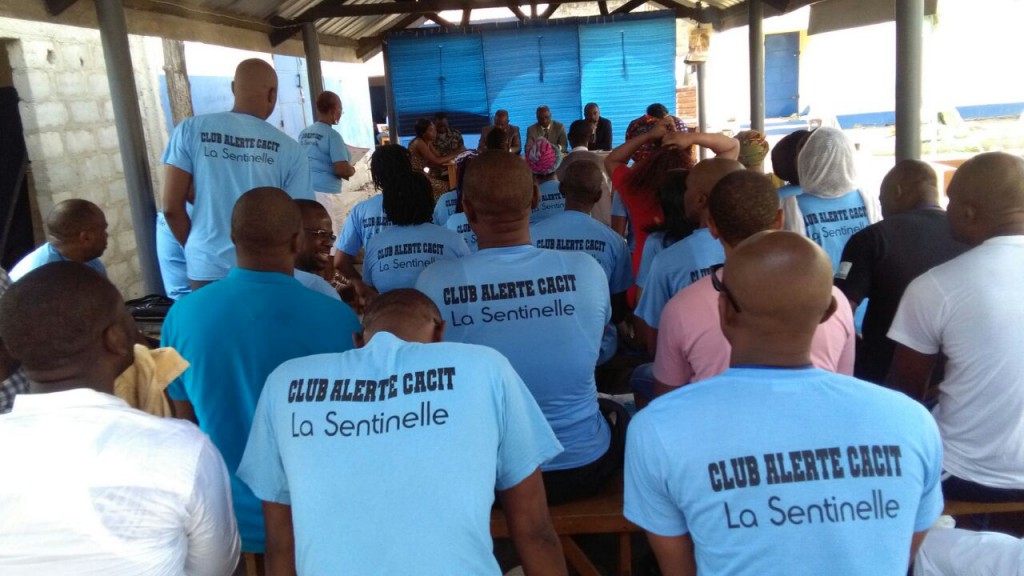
left=387, top=14, right=676, bottom=145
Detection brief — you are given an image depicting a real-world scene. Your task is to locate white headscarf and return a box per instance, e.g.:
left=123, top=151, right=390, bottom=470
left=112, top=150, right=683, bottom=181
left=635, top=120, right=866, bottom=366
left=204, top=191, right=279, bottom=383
left=782, top=127, right=880, bottom=235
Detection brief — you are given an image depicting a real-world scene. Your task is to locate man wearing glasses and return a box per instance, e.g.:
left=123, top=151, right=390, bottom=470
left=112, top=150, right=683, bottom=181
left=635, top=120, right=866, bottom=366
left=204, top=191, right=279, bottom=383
left=626, top=230, right=942, bottom=576
left=651, top=171, right=855, bottom=396
left=293, top=199, right=341, bottom=300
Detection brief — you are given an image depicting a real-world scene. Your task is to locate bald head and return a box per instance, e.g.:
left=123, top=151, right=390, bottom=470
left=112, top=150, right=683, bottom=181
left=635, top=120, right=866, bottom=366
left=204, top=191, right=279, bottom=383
left=722, top=231, right=836, bottom=356
left=232, top=59, right=278, bottom=119
left=879, top=160, right=940, bottom=218
left=358, top=289, right=444, bottom=345
left=46, top=199, right=107, bottom=261
left=684, top=158, right=746, bottom=224
left=232, top=187, right=302, bottom=253
left=463, top=151, right=534, bottom=219
left=947, top=152, right=1024, bottom=245
left=0, top=262, right=132, bottom=381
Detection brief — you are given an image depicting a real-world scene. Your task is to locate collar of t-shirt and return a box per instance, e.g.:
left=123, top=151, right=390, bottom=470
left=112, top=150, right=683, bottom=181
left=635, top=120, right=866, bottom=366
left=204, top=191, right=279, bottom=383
left=477, top=244, right=536, bottom=257
left=11, top=388, right=126, bottom=415
left=228, top=267, right=303, bottom=285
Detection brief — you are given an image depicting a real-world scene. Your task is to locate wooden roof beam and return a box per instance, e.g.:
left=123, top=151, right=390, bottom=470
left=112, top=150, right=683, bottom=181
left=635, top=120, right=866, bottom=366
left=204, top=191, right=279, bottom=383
left=42, top=0, right=79, bottom=16
left=301, top=0, right=581, bottom=20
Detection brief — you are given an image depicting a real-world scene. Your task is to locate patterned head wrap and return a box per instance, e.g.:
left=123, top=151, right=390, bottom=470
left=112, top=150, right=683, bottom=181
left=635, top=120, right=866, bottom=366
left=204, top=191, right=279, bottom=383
left=735, top=130, right=770, bottom=168
left=526, top=137, right=562, bottom=176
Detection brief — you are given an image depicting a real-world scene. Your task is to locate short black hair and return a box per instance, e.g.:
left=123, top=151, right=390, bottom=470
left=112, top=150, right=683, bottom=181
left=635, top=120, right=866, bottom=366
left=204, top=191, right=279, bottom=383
left=383, top=171, right=435, bottom=226
left=568, top=120, right=591, bottom=146
left=414, top=118, right=432, bottom=138
left=771, top=129, right=809, bottom=185
left=584, top=102, right=599, bottom=114
left=0, top=262, right=123, bottom=370
left=361, top=288, right=441, bottom=333
left=231, top=187, right=302, bottom=250
left=47, top=199, right=104, bottom=241
left=647, top=103, right=669, bottom=118
left=484, top=127, right=507, bottom=150
left=708, top=170, right=780, bottom=246
left=434, top=111, right=448, bottom=120
left=559, top=161, right=603, bottom=205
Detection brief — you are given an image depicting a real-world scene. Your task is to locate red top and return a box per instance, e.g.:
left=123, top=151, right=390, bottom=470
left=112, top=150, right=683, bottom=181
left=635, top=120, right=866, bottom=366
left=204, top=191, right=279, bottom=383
left=612, top=165, right=664, bottom=282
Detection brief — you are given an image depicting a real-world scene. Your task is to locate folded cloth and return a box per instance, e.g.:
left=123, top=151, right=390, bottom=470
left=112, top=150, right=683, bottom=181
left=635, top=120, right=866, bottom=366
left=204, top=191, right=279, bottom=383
left=114, top=344, right=189, bottom=417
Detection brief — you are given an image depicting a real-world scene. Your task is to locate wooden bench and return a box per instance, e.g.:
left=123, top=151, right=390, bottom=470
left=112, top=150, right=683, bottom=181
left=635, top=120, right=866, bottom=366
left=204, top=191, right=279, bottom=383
left=491, top=474, right=641, bottom=576
left=943, top=500, right=1024, bottom=516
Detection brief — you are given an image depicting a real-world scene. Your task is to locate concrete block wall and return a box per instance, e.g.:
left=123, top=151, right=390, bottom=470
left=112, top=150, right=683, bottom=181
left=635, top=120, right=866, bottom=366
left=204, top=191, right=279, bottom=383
left=0, top=17, right=168, bottom=299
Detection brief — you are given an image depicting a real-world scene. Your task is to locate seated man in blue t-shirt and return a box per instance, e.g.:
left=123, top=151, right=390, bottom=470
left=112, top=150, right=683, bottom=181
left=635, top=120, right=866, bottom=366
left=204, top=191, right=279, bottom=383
left=417, top=151, right=620, bottom=505
left=532, top=160, right=633, bottom=365
left=239, top=289, right=565, bottom=575
left=293, top=200, right=342, bottom=301
left=162, top=187, right=360, bottom=557
left=10, top=199, right=107, bottom=281
left=625, top=231, right=943, bottom=576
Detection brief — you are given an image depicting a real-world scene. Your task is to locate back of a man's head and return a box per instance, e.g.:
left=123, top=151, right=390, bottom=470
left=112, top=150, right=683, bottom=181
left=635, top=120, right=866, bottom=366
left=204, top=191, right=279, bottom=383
left=879, top=159, right=940, bottom=218
left=722, top=231, right=835, bottom=347
left=647, top=103, right=669, bottom=118
left=709, top=171, right=781, bottom=247
left=568, top=120, right=591, bottom=148
left=232, top=58, right=278, bottom=119
left=359, top=289, right=444, bottom=345
left=687, top=158, right=746, bottom=198
left=0, top=262, right=129, bottom=381
left=231, top=187, right=302, bottom=256
left=947, top=151, right=1024, bottom=245
left=559, top=160, right=604, bottom=207
left=463, top=151, right=534, bottom=219
left=770, top=129, right=809, bottom=185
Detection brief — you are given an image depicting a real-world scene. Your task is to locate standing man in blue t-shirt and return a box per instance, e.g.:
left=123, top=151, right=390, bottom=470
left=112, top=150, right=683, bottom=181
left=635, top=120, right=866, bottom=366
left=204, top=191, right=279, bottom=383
left=162, top=187, right=360, bottom=558
left=417, top=151, right=618, bottom=505
left=239, top=289, right=566, bottom=575
left=162, top=59, right=313, bottom=288
left=298, top=91, right=355, bottom=240
left=625, top=231, right=943, bottom=576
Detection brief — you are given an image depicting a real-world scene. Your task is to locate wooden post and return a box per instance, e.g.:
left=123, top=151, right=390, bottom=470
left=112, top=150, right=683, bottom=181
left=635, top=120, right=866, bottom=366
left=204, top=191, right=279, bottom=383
left=161, top=39, right=193, bottom=125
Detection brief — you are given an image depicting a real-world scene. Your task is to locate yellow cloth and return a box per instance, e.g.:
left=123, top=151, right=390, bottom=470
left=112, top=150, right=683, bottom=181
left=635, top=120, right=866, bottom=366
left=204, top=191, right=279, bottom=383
left=113, top=344, right=189, bottom=417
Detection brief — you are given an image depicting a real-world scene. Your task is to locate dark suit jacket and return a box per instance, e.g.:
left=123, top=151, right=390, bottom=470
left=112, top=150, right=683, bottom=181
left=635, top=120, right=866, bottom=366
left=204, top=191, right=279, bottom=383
left=588, top=117, right=613, bottom=151
left=478, top=125, right=522, bottom=155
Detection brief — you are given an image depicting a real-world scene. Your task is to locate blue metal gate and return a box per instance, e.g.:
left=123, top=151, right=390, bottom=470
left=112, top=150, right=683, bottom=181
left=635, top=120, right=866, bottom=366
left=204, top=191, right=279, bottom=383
left=765, top=32, right=800, bottom=118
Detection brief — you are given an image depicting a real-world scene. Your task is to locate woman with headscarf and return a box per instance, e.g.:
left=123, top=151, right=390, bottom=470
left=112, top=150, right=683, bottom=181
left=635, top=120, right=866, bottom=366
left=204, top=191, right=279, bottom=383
left=525, top=137, right=564, bottom=224
left=782, top=127, right=880, bottom=273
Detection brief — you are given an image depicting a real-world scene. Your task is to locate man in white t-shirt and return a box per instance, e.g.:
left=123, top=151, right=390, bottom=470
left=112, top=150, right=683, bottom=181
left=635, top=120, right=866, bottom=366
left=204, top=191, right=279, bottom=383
left=162, top=59, right=313, bottom=288
left=0, top=263, right=239, bottom=575
left=652, top=170, right=854, bottom=397
left=888, top=151, right=1024, bottom=501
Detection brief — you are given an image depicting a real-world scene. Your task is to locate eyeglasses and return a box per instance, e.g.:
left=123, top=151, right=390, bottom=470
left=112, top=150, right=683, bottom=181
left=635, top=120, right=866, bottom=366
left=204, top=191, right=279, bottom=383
left=304, top=228, right=336, bottom=242
left=709, top=263, right=741, bottom=313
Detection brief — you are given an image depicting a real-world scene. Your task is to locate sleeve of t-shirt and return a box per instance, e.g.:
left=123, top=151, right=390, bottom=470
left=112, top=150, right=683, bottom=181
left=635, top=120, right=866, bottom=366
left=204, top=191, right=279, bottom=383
left=283, top=147, right=314, bottom=200
left=330, top=131, right=351, bottom=163
left=161, top=118, right=195, bottom=173
left=636, top=236, right=660, bottom=288
left=237, top=373, right=291, bottom=505
left=611, top=192, right=627, bottom=218
left=184, top=438, right=241, bottom=576
left=161, top=311, right=188, bottom=401
left=450, top=236, right=471, bottom=258
left=336, top=204, right=364, bottom=255
left=834, top=226, right=878, bottom=304
left=494, top=353, right=564, bottom=491
left=610, top=239, right=635, bottom=294
left=652, top=296, right=694, bottom=386
left=914, top=404, right=945, bottom=531
left=362, top=238, right=380, bottom=287
left=887, top=273, right=945, bottom=355
left=624, top=412, right=689, bottom=536
left=635, top=256, right=670, bottom=328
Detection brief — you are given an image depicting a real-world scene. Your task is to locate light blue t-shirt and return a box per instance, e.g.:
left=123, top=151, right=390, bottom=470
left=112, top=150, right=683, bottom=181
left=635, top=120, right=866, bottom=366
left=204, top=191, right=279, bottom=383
left=156, top=212, right=191, bottom=300
left=237, top=332, right=562, bottom=576
left=294, top=268, right=340, bottom=300
left=636, top=230, right=675, bottom=289
left=334, top=194, right=392, bottom=256
left=625, top=367, right=943, bottom=576
left=532, top=210, right=634, bottom=365
left=162, top=268, right=359, bottom=553
left=778, top=183, right=803, bottom=200
left=611, top=192, right=635, bottom=253
left=162, top=111, right=313, bottom=281
left=445, top=212, right=478, bottom=252
left=363, top=223, right=470, bottom=293
left=635, top=227, right=724, bottom=329
left=432, top=190, right=459, bottom=226
left=530, top=179, right=565, bottom=224
left=796, top=191, right=871, bottom=274
left=299, top=121, right=351, bottom=194
left=416, top=245, right=611, bottom=470
left=9, top=243, right=106, bottom=281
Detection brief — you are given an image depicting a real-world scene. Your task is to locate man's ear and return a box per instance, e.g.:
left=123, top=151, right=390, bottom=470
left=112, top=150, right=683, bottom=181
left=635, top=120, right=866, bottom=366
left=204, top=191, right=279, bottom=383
left=102, top=320, right=133, bottom=360
left=353, top=331, right=366, bottom=349
left=773, top=208, right=784, bottom=231
left=230, top=80, right=236, bottom=96
left=463, top=198, right=478, bottom=225
left=432, top=319, right=446, bottom=344
left=288, top=230, right=301, bottom=255
left=707, top=215, right=721, bottom=240
left=268, top=86, right=278, bottom=106
left=820, top=295, right=838, bottom=325
left=531, top=184, right=540, bottom=210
